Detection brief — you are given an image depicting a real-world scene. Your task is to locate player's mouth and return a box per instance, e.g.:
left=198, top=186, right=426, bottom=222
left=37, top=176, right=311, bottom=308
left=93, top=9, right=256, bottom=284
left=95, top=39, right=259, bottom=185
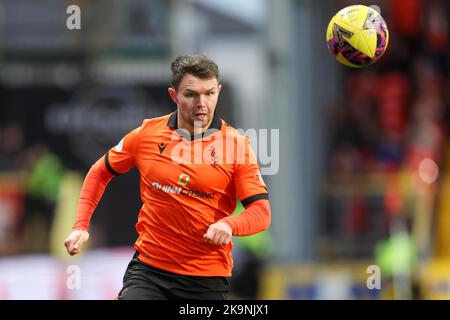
left=194, top=113, right=208, bottom=120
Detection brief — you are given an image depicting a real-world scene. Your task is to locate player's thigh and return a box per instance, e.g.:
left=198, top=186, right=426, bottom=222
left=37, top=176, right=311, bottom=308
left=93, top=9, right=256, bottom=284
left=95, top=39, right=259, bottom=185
left=118, top=265, right=168, bottom=300
left=169, top=276, right=230, bottom=300
left=118, top=254, right=168, bottom=300
left=117, top=282, right=167, bottom=300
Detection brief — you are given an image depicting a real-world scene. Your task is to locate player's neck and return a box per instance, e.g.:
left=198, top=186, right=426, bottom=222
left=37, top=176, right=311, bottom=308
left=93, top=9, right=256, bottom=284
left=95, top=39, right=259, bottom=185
left=178, top=118, right=212, bottom=136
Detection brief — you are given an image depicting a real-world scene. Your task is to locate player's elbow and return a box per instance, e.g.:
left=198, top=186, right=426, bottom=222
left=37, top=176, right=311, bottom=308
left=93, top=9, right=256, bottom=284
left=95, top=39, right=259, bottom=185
left=258, top=199, right=271, bottom=231
left=89, top=155, right=114, bottom=180
left=263, top=204, right=271, bottom=231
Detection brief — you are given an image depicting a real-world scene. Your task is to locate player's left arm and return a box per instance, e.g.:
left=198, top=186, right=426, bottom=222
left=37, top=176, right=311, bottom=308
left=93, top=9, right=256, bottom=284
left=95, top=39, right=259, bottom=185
left=204, top=199, right=270, bottom=245
left=204, top=137, right=271, bottom=245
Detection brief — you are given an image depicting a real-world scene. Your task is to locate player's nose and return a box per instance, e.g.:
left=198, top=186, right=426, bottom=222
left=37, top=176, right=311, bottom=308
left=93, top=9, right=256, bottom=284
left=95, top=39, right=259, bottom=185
left=196, top=94, right=207, bottom=108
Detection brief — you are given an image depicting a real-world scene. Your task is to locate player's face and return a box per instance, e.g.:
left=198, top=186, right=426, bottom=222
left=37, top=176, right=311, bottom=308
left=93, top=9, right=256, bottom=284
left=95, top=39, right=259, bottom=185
left=168, top=74, right=221, bottom=134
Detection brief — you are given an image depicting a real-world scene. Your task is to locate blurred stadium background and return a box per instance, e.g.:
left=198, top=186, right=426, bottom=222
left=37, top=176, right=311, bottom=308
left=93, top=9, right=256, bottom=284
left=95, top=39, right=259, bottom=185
left=1, top=0, right=450, bottom=299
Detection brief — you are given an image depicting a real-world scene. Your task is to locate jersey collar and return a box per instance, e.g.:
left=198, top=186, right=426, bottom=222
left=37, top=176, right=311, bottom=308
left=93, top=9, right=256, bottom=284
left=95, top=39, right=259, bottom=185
left=167, top=110, right=222, bottom=140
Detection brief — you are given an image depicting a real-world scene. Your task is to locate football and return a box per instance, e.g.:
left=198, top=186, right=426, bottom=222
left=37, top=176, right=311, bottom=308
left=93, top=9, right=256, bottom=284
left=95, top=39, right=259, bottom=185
left=326, top=5, right=389, bottom=67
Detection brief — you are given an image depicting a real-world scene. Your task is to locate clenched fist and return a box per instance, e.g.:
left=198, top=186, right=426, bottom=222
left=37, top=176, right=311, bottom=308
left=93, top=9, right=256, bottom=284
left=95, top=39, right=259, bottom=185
left=64, top=229, right=89, bottom=256
left=203, top=221, right=232, bottom=246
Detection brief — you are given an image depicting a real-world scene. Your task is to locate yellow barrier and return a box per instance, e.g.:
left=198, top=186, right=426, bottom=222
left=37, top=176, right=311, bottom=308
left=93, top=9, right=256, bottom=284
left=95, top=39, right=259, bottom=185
left=259, top=262, right=383, bottom=300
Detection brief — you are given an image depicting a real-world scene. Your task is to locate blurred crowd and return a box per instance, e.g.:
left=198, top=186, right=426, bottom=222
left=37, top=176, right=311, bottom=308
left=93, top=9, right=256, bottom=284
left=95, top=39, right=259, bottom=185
left=0, top=124, right=65, bottom=255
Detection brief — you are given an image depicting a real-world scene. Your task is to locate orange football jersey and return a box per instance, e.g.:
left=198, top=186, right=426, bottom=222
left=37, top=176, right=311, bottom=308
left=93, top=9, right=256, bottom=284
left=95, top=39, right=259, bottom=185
left=105, top=111, right=268, bottom=277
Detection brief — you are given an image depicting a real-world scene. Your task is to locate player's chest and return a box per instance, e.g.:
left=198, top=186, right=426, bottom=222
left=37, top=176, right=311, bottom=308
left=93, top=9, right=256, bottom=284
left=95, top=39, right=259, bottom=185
left=136, top=135, right=234, bottom=191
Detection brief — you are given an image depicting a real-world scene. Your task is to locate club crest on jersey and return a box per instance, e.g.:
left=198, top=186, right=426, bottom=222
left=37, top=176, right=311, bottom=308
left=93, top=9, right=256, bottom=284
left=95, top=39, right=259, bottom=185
left=208, top=145, right=218, bottom=165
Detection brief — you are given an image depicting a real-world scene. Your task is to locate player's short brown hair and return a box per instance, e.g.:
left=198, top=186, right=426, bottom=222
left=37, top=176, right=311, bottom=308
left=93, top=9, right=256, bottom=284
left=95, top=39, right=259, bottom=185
left=170, top=54, right=220, bottom=90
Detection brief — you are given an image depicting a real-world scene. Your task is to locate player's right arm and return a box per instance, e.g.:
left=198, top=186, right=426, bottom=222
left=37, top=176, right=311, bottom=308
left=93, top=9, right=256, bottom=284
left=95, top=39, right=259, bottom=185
left=64, top=125, right=141, bottom=256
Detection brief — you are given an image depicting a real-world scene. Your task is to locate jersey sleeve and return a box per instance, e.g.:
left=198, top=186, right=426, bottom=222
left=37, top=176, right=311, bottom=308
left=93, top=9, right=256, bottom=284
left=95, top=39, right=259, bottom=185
left=234, top=136, right=269, bottom=207
left=73, top=155, right=114, bottom=230
left=105, top=126, right=141, bottom=175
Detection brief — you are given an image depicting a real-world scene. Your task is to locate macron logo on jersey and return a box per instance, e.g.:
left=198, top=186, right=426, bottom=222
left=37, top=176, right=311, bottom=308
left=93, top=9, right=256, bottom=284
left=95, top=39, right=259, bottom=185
left=115, top=138, right=124, bottom=152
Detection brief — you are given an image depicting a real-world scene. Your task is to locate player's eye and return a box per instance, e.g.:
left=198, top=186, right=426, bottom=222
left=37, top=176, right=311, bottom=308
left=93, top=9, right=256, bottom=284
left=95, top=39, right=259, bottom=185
left=184, top=92, right=195, bottom=98
left=207, top=91, right=215, bottom=96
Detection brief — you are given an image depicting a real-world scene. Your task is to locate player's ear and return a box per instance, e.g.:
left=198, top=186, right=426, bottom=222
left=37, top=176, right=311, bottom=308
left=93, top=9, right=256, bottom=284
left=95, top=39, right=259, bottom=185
left=217, top=84, right=222, bottom=94
left=168, top=87, right=178, bottom=104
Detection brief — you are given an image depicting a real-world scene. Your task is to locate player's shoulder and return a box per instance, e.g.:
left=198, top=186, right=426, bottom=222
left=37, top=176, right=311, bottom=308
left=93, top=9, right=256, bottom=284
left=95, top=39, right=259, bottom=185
left=139, top=113, right=173, bottom=131
left=222, top=120, right=250, bottom=141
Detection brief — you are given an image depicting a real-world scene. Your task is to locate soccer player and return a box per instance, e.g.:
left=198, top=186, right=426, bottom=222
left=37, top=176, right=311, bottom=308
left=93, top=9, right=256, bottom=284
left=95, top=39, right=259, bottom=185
left=64, top=54, right=271, bottom=300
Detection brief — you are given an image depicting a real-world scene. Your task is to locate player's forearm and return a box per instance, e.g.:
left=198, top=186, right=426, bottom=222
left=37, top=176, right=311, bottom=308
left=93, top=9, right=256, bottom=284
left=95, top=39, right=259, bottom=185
left=73, top=156, right=114, bottom=230
left=221, top=199, right=271, bottom=236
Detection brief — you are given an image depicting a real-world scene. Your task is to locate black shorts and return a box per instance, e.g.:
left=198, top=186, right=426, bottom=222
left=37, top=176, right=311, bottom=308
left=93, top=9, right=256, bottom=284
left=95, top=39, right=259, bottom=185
left=117, top=252, right=230, bottom=300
